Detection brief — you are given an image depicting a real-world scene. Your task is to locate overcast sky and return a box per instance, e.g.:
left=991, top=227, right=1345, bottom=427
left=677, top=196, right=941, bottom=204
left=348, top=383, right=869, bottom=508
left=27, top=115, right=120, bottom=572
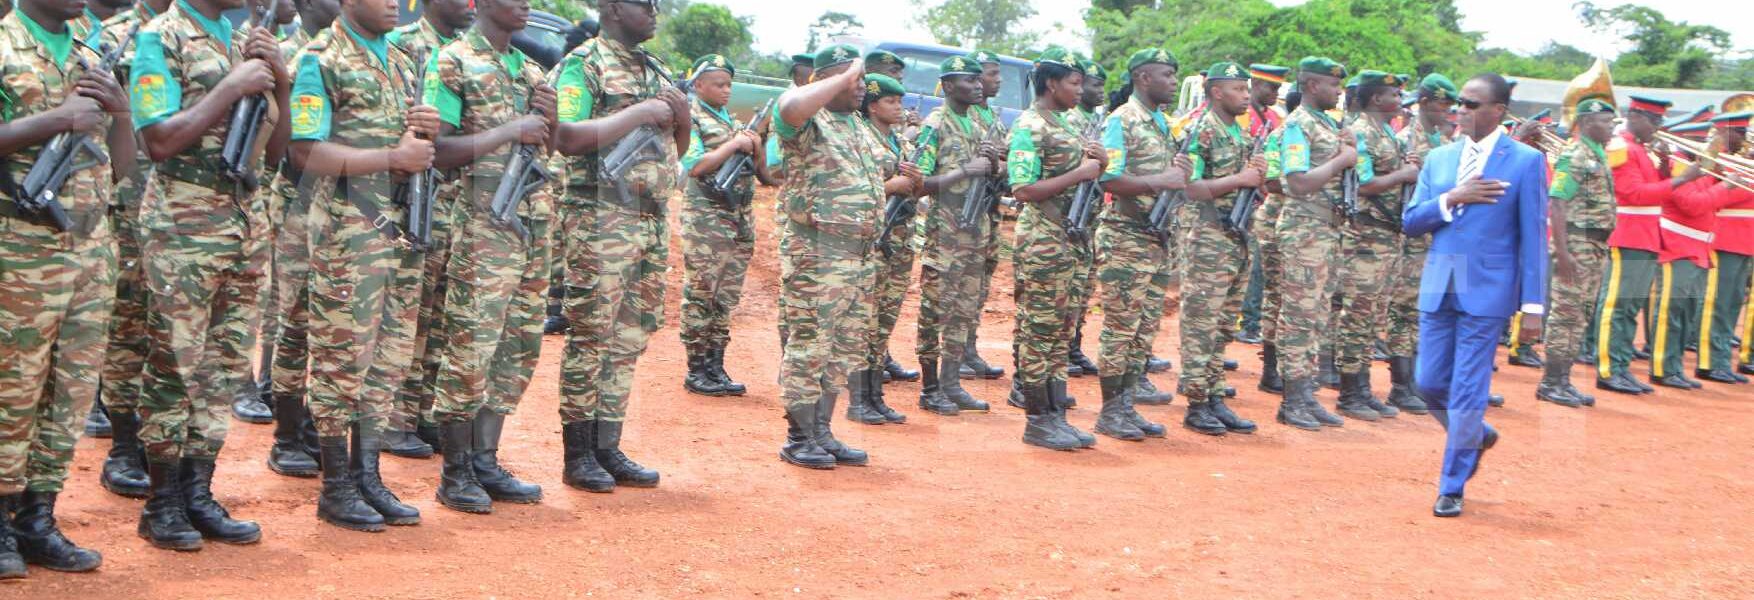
left=706, top=0, right=1752, bottom=59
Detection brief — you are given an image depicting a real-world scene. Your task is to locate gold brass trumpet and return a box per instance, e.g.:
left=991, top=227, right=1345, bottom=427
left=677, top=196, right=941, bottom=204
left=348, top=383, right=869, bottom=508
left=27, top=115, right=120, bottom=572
left=1653, top=129, right=1754, bottom=194
left=1507, top=113, right=1568, bottom=153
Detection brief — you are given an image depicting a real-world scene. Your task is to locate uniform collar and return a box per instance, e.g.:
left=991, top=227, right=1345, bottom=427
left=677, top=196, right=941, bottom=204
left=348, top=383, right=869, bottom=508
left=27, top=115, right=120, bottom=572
left=338, top=16, right=388, bottom=71
left=1127, top=94, right=1167, bottom=136
left=695, top=96, right=733, bottom=126
left=176, top=0, right=233, bottom=49
left=135, top=1, right=160, bottom=18
left=14, top=8, right=73, bottom=68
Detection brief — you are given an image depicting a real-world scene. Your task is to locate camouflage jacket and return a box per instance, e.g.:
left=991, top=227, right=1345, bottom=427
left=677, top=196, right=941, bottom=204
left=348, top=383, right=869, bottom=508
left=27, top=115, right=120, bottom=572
left=288, top=20, right=419, bottom=218
left=280, top=25, right=310, bottom=63
left=1348, top=114, right=1407, bottom=225
left=1278, top=104, right=1349, bottom=223
left=1550, top=137, right=1616, bottom=232
left=1099, top=95, right=1175, bottom=227
left=101, top=4, right=156, bottom=212
left=550, top=36, right=679, bottom=206
left=681, top=95, right=743, bottom=198
left=0, top=12, right=115, bottom=244
left=916, top=103, right=1002, bottom=210
left=426, top=28, right=553, bottom=219
left=1397, top=118, right=1453, bottom=161
left=776, top=108, right=885, bottom=255
left=387, top=18, right=452, bottom=66
left=1009, top=106, right=1092, bottom=233
left=130, top=0, right=276, bottom=236
left=1185, top=108, right=1255, bottom=223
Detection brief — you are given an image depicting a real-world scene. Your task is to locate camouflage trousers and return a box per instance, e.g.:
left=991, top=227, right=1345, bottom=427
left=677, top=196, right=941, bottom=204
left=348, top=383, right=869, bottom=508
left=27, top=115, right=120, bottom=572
left=779, top=249, right=876, bottom=409
left=915, top=203, right=988, bottom=364
left=1271, top=208, right=1342, bottom=381
left=393, top=197, right=456, bottom=432
left=679, top=195, right=755, bottom=350
left=1096, top=221, right=1173, bottom=375
left=1336, top=221, right=1404, bottom=374
left=1011, top=217, right=1079, bottom=388
left=430, top=199, right=550, bottom=423
left=1172, top=218, right=1248, bottom=400
left=863, top=216, right=917, bottom=370
left=0, top=234, right=117, bottom=494
left=304, top=203, right=424, bottom=438
left=102, top=209, right=150, bottom=416
left=139, top=231, right=268, bottom=461
left=1385, top=234, right=1429, bottom=357
left=1703, top=250, right=1752, bottom=372
left=560, top=204, right=667, bottom=424
left=1544, top=232, right=1608, bottom=367
left=269, top=191, right=312, bottom=400
left=1253, top=194, right=1286, bottom=345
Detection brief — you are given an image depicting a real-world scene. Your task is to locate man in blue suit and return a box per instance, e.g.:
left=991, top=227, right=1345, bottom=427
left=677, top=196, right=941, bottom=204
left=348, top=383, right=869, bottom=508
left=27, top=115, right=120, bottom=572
left=1402, top=74, right=1549, bottom=518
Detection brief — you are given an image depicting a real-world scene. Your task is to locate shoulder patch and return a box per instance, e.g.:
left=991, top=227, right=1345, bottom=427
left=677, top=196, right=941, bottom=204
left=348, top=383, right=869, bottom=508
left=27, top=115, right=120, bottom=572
left=291, top=94, right=325, bottom=137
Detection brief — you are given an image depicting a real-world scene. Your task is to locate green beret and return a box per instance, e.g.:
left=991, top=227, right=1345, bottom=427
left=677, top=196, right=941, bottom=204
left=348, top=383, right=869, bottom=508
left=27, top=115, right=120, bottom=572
left=938, top=54, right=982, bottom=79
left=1357, top=70, right=1401, bottom=87
left=687, top=54, right=734, bottom=80
left=1395, top=74, right=1413, bottom=87
left=791, top=53, right=814, bottom=67
left=1205, top=62, right=1246, bottom=82
left=971, top=50, right=1000, bottom=65
left=1248, top=63, right=1289, bottom=83
left=865, top=50, right=903, bottom=71
left=1418, top=73, right=1458, bottom=101
left=863, top=74, right=906, bottom=101
left=1298, top=56, right=1346, bottom=79
left=1078, top=59, right=1108, bottom=81
left=1035, top=46, right=1076, bottom=69
left=1126, top=48, right=1178, bottom=72
left=1575, top=97, right=1617, bottom=117
left=1346, top=74, right=1361, bottom=88
left=814, top=44, right=860, bottom=70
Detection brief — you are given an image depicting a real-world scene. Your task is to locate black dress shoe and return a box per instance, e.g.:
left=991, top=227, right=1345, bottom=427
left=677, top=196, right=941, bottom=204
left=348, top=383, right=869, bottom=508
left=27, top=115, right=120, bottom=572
left=1508, top=347, right=1543, bottom=368
left=1577, top=352, right=1598, bottom=366
left=1222, top=359, right=1239, bottom=371
left=1487, top=394, right=1505, bottom=407
left=1433, top=494, right=1464, bottom=518
left=1634, top=348, right=1651, bottom=360
left=1739, top=363, right=1754, bottom=376
left=1234, top=330, right=1262, bottom=345
left=1697, top=369, right=1743, bottom=384
left=1653, top=373, right=1700, bottom=390
left=1597, top=372, right=1648, bottom=395
left=543, top=315, right=569, bottom=335
left=1733, top=370, right=1751, bottom=384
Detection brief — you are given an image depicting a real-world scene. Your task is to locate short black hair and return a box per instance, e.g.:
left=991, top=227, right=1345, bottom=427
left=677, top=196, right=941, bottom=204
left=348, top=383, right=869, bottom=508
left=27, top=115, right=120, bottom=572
left=1468, top=73, right=1513, bottom=105
left=1031, top=63, right=1079, bottom=97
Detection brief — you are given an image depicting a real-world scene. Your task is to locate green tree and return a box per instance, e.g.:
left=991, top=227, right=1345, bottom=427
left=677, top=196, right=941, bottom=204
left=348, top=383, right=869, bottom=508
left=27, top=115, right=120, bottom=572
left=1575, top=1, right=1734, bottom=88
left=662, top=3, right=754, bottom=65
left=531, top=0, right=593, bottom=23
left=807, top=11, right=864, bottom=50
left=913, top=0, right=1041, bottom=56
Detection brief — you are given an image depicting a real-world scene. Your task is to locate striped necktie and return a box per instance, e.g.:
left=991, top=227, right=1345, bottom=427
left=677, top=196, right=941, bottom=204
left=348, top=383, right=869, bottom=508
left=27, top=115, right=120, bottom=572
left=1459, top=141, right=1485, bottom=182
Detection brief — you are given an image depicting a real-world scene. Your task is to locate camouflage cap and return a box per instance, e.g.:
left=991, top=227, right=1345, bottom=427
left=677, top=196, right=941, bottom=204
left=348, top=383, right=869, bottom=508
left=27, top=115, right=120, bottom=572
left=1126, top=48, right=1177, bottom=72
left=1418, top=73, right=1458, bottom=101
left=1035, top=46, right=1077, bottom=69
left=1575, top=96, right=1617, bottom=117
left=1205, top=62, right=1247, bottom=82
left=1248, top=63, right=1289, bottom=84
left=865, top=50, right=904, bottom=71
left=971, top=50, right=1000, bottom=65
left=1297, top=56, right=1346, bottom=79
left=864, top=74, right=907, bottom=102
left=939, top=54, right=982, bottom=79
left=687, top=54, right=734, bottom=80
left=814, top=44, right=861, bottom=70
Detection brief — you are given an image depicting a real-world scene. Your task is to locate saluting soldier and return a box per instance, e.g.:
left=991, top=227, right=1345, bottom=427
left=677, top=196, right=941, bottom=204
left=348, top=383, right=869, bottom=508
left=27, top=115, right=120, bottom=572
left=1649, top=113, right=1751, bottom=389
left=1536, top=97, right=1618, bottom=407
left=422, top=0, right=552, bottom=512
left=677, top=54, right=758, bottom=399
left=0, top=0, right=137, bottom=574
left=548, top=0, right=681, bottom=492
left=1383, top=73, right=1457, bottom=415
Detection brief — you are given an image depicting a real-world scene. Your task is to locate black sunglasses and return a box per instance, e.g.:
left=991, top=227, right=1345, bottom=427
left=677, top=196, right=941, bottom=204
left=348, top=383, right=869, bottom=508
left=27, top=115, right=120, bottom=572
left=1458, top=98, right=1499, bottom=110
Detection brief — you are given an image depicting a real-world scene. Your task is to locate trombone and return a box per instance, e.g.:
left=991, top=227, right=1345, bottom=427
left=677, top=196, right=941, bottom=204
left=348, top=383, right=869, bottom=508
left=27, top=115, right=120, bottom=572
left=1653, top=129, right=1754, bottom=194
left=1507, top=113, right=1568, bottom=153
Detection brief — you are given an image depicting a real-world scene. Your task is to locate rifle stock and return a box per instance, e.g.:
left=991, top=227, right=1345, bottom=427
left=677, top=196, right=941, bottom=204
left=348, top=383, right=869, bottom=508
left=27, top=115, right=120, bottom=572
left=704, top=97, right=774, bottom=207
left=219, top=0, right=280, bottom=193
left=1062, top=108, right=1108, bottom=243
left=877, top=145, right=930, bottom=258
left=8, top=21, right=141, bottom=232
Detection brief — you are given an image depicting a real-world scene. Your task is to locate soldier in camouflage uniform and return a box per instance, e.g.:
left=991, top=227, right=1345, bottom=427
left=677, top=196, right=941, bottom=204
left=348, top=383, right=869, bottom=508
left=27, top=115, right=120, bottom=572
left=860, top=50, right=921, bottom=384
left=845, top=73, right=928, bottom=424
left=960, top=49, right=1006, bottom=381
left=0, top=0, right=135, bottom=573
left=1333, top=71, right=1419, bottom=422
left=1064, top=57, right=1105, bottom=379
left=1384, top=73, right=1457, bottom=415
left=1254, top=91, right=1292, bottom=395
left=1537, top=98, right=1619, bottom=408
left=1008, top=47, right=1104, bottom=450
left=423, top=0, right=553, bottom=512
left=548, top=0, right=681, bottom=491
left=1234, top=64, right=1288, bottom=348
left=1270, top=57, right=1357, bottom=431
left=1168, top=61, right=1267, bottom=436
left=94, top=0, right=171, bottom=501
left=677, top=54, right=756, bottom=399
left=385, top=0, right=469, bottom=457
left=285, top=4, right=435, bottom=531
left=128, top=0, right=288, bottom=550
left=770, top=45, right=879, bottom=469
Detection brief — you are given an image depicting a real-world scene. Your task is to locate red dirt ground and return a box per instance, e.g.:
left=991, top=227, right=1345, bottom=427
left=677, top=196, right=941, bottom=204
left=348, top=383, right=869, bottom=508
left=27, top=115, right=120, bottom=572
left=16, top=189, right=1754, bottom=599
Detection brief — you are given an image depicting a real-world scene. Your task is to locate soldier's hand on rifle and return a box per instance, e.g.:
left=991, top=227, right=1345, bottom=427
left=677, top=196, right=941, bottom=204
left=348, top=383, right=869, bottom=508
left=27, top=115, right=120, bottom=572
left=1334, top=138, right=1359, bottom=169
left=405, top=105, right=441, bottom=140
left=732, top=130, right=759, bottom=153
left=76, top=67, right=129, bottom=115
left=1083, top=140, right=1107, bottom=169
left=390, top=131, right=436, bottom=174
left=530, top=84, right=557, bottom=121
left=633, top=97, right=674, bottom=128
left=513, top=114, right=550, bottom=145
left=223, top=59, right=277, bottom=99
left=245, top=26, right=286, bottom=82
left=1074, top=158, right=1103, bottom=181
left=54, top=94, right=106, bottom=134
left=1236, top=158, right=1267, bottom=189
left=898, top=161, right=923, bottom=188
left=657, top=87, right=689, bottom=130
left=963, top=156, right=992, bottom=178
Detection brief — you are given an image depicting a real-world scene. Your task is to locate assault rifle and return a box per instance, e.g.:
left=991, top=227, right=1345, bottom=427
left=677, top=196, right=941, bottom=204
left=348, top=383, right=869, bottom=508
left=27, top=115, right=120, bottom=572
left=9, top=21, right=142, bottom=232
left=1061, top=108, right=1108, bottom=243
left=601, top=52, right=685, bottom=208
left=956, top=121, right=1008, bottom=231
left=396, top=54, right=440, bottom=251
left=1144, top=115, right=1201, bottom=246
left=218, top=0, right=280, bottom=193
left=1224, top=130, right=1272, bottom=236
left=703, top=97, right=775, bottom=208
left=488, top=91, right=552, bottom=244
left=877, top=144, right=930, bottom=258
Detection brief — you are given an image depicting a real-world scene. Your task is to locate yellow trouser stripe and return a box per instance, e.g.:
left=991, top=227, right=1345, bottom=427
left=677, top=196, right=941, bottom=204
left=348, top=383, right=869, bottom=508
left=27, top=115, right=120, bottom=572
left=1508, top=312, right=1523, bottom=348
left=1742, top=269, right=1754, bottom=364
left=1700, top=251, right=1720, bottom=368
left=1598, top=248, right=1623, bottom=379
left=1654, top=262, right=1674, bottom=377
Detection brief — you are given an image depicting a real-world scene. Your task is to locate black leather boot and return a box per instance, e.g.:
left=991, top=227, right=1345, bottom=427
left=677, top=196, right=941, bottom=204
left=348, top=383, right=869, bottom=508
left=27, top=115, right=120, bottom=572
left=961, top=333, right=1004, bottom=379
left=1007, top=380, right=1026, bottom=410
left=1509, top=344, right=1543, bottom=368
left=918, top=358, right=959, bottom=415
left=1093, top=376, right=1144, bottom=441
left=1118, top=374, right=1166, bottom=437
left=883, top=354, right=920, bottom=382
left=813, top=391, right=869, bottom=465
left=780, top=405, right=835, bottom=469
left=1021, top=384, right=1080, bottom=450
left=353, top=424, right=420, bottom=525
left=181, top=459, right=261, bottom=544
left=1207, top=395, right=1256, bottom=433
left=1386, top=356, right=1428, bottom=414
left=416, top=422, right=441, bottom=453
left=136, top=461, right=202, bottom=551
left=1049, top=379, right=1096, bottom=448
left=1068, top=329, right=1099, bottom=377
left=594, top=420, right=662, bottom=485
left=866, top=368, right=906, bottom=423
left=1258, top=343, right=1284, bottom=394
left=1356, top=372, right=1398, bottom=417
left=380, top=428, right=434, bottom=459
left=267, top=392, right=319, bottom=478
left=844, top=370, right=886, bottom=425
left=316, top=436, right=385, bottom=532
left=684, top=345, right=726, bottom=396
left=1275, top=379, right=1322, bottom=431
left=472, top=410, right=543, bottom=503
left=13, top=491, right=102, bottom=572
left=1536, top=359, right=1584, bottom=407
left=1131, top=375, right=1174, bottom=406
left=543, top=297, right=568, bottom=335
left=1302, top=389, right=1345, bottom=427
left=84, top=399, right=111, bottom=438
left=101, top=410, right=149, bottom=498
left=0, top=495, right=23, bottom=578
left=1318, top=351, right=1341, bottom=390
left=436, top=420, right=491, bottom=513
left=710, top=346, right=747, bottom=395
left=1336, top=372, right=1383, bottom=421
left=1146, top=355, right=1173, bottom=374
left=562, top=421, right=616, bottom=492
left=1182, top=399, right=1228, bottom=436
left=231, top=376, right=273, bottom=424
left=939, top=356, right=990, bottom=413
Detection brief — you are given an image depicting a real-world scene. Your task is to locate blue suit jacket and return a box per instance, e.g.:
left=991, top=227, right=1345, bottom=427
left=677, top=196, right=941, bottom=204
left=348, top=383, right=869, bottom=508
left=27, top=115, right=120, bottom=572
left=1402, top=135, right=1549, bottom=319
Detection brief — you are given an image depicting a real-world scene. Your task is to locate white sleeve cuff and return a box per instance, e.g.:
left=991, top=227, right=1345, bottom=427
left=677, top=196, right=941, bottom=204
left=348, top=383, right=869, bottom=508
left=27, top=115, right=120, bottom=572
left=1438, top=192, right=1455, bottom=222
left=1520, top=304, right=1545, bottom=316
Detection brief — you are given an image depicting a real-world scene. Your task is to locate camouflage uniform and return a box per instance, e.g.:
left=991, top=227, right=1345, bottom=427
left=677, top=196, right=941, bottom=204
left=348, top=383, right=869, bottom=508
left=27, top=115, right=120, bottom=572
left=0, top=12, right=119, bottom=493
left=1174, top=108, right=1253, bottom=401
left=1388, top=120, right=1452, bottom=357
left=130, top=2, right=275, bottom=460
left=424, top=30, right=553, bottom=422
left=1273, top=104, right=1349, bottom=382
left=1063, top=106, right=1098, bottom=357
left=289, top=21, right=425, bottom=436
left=1546, top=137, right=1616, bottom=368
left=1255, top=129, right=1286, bottom=346
left=264, top=25, right=315, bottom=409
left=678, top=95, right=753, bottom=353
left=1007, top=108, right=1087, bottom=388
left=862, top=123, right=917, bottom=371
left=549, top=36, right=676, bottom=425
left=1335, top=114, right=1407, bottom=375
left=914, top=105, right=998, bottom=366
left=99, top=4, right=158, bottom=420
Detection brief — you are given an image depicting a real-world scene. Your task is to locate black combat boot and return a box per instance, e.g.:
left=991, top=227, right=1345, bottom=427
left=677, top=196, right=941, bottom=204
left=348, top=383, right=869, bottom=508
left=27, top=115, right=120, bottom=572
left=1386, top=356, right=1428, bottom=414
left=1207, top=394, right=1257, bottom=434
left=844, top=370, right=886, bottom=425
left=267, top=392, right=319, bottom=478
left=84, top=399, right=111, bottom=438
left=1068, top=327, right=1099, bottom=377
left=181, top=459, right=261, bottom=544
left=883, top=354, right=920, bottom=382
left=1118, top=374, right=1166, bottom=437
left=1094, top=376, right=1145, bottom=441
left=1131, top=375, right=1174, bottom=406
left=379, top=428, right=434, bottom=459
left=101, top=409, right=149, bottom=498
left=866, top=368, right=907, bottom=423
left=960, top=332, right=1004, bottom=379
left=1146, top=355, right=1173, bottom=374
left=231, top=376, right=273, bottom=424
left=1182, top=399, right=1228, bottom=436
left=562, top=421, right=616, bottom=492
left=0, top=495, right=23, bottom=578
left=1536, top=359, right=1584, bottom=407
left=814, top=391, right=869, bottom=466
left=1258, top=343, right=1285, bottom=394
left=780, top=404, right=836, bottom=469
left=709, top=346, right=747, bottom=395
left=1318, top=350, right=1341, bottom=390
left=1302, top=388, right=1345, bottom=428
left=136, top=461, right=202, bottom=551
left=594, top=420, right=662, bottom=485
left=1021, top=384, right=1080, bottom=450
left=543, top=295, right=568, bottom=335
left=1509, top=344, right=1543, bottom=368
left=684, top=345, right=726, bottom=396
left=315, top=436, right=385, bottom=533
left=1336, top=372, right=1383, bottom=421
left=471, top=410, right=543, bottom=503
left=416, top=421, right=441, bottom=453
left=1275, top=379, right=1322, bottom=431
left=436, top=420, right=491, bottom=513
left=353, top=424, right=420, bottom=525
left=1049, top=379, right=1096, bottom=448
left=939, top=353, right=990, bottom=413
left=13, top=491, right=102, bottom=572
left=918, top=358, right=959, bottom=416
left=1007, top=381, right=1026, bottom=410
